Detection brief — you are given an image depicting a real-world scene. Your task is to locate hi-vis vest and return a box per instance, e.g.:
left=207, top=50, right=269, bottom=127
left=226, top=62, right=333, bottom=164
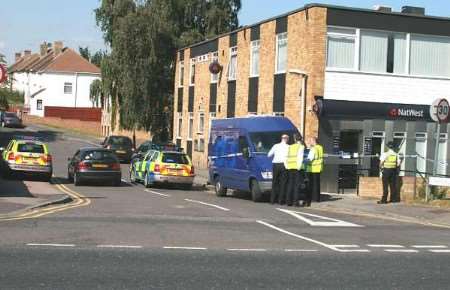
left=383, top=152, right=398, bottom=169
left=286, top=143, right=304, bottom=170
left=307, top=144, right=324, bottom=173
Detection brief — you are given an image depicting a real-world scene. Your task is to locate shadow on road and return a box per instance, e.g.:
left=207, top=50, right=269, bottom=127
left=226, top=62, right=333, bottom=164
left=0, top=176, right=34, bottom=198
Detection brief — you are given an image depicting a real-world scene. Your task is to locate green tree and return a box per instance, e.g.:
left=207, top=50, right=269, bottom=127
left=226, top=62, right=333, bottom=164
left=78, top=46, right=91, bottom=62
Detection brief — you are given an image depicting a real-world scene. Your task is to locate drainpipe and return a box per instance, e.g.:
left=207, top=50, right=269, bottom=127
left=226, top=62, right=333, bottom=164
left=74, top=73, right=79, bottom=107
left=289, top=69, right=308, bottom=137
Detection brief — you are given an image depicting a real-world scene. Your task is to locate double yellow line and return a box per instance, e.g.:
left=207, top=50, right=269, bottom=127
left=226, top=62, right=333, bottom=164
left=0, top=182, right=91, bottom=222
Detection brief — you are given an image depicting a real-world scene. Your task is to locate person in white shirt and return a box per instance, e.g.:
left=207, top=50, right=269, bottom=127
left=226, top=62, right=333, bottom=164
left=268, top=134, right=289, bottom=204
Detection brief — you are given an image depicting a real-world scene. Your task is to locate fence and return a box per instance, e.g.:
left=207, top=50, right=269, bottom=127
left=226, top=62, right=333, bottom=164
left=44, top=106, right=101, bottom=122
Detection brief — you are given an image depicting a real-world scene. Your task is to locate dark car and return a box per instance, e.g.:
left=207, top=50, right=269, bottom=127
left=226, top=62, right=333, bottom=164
left=1, top=112, right=23, bottom=128
left=102, top=136, right=134, bottom=163
left=67, top=148, right=122, bottom=186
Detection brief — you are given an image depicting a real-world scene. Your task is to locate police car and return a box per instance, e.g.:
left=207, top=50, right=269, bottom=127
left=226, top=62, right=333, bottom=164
left=0, top=136, right=53, bottom=181
left=129, top=143, right=195, bottom=189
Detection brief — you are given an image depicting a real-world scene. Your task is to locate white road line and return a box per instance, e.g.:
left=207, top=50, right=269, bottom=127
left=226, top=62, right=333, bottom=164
left=277, top=208, right=363, bottom=227
left=330, top=245, right=360, bottom=248
left=367, top=244, right=405, bottom=248
left=385, top=249, right=419, bottom=253
left=184, top=199, right=230, bottom=211
left=227, top=248, right=267, bottom=252
left=429, top=249, right=450, bottom=253
left=27, top=243, right=75, bottom=247
left=144, top=189, right=171, bottom=197
left=65, top=137, right=100, bottom=147
left=412, top=245, right=448, bottom=249
left=163, top=246, right=207, bottom=250
left=256, top=220, right=367, bottom=253
left=284, top=249, right=319, bottom=252
left=97, top=245, right=142, bottom=249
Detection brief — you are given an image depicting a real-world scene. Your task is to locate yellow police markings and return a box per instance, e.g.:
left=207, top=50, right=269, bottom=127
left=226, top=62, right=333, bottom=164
left=0, top=182, right=91, bottom=222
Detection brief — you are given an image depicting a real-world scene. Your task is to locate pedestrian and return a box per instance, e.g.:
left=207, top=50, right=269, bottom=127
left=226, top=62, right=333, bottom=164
left=378, top=141, right=401, bottom=204
left=285, top=133, right=305, bottom=207
left=268, top=134, right=289, bottom=205
left=304, top=137, right=324, bottom=207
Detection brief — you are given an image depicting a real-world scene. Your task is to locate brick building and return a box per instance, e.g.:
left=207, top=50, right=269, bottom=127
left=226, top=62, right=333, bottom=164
left=173, top=4, right=450, bottom=194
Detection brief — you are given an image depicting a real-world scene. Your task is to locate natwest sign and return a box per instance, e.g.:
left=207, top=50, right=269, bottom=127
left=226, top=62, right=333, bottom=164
left=389, top=108, right=424, bottom=118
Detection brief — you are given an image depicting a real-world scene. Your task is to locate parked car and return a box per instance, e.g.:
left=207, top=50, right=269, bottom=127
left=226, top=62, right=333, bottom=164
left=1, top=112, right=23, bottom=128
left=208, top=116, right=301, bottom=202
left=129, top=146, right=194, bottom=189
left=67, top=148, right=122, bottom=186
left=0, top=136, right=52, bottom=181
left=102, top=136, right=134, bottom=163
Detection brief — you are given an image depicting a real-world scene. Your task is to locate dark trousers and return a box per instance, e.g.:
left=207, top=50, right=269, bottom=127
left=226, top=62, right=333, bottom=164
left=382, top=168, right=399, bottom=202
left=271, top=163, right=287, bottom=204
left=286, top=169, right=304, bottom=205
left=306, top=172, right=321, bottom=204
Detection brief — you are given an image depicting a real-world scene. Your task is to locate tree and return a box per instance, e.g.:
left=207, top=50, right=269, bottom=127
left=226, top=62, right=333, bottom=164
left=78, top=47, right=106, bottom=68
left=94, top=0, right=241, bottom=141
left=79, top=46, right=91, bottom=62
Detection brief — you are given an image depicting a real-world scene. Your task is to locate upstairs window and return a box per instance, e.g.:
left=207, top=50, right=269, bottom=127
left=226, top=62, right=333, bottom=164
left=327, top=27, right=356, bottom=69
left=250, top=40, right=260, bottom=77
left=189, top=59, right=196, bottom=86
left=410, top=35, right=450, bottom=78
left=198, top=112, right=205, bottom=133
left=64, top=82, right=73, bottom=94
left=228, top=47, right=238, bottom=81
left=179, top=61, right=184, bottom=87
left=276, top=33, right=288, bottom=73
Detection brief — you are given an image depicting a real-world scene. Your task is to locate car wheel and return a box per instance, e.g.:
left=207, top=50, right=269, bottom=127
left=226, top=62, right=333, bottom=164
left=43, top=173, right=52, bottom=183
left=251, top=179, right=263, bottom=202
left=113, top=178, right=121, bottom=187
left=214, top=176, right=227, bottom=197
left=74, top=173, right=82, bottom=186
left=144, top=172, right=151, bottom=188
left=182, top=183, right=193, bottom=191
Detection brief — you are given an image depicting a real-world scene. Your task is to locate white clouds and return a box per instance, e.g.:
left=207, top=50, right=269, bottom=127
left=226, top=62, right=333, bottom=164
left=0, top=41, right=5, bottom=49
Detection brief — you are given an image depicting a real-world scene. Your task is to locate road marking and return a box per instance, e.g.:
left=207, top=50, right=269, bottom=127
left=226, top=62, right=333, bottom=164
left=368, top=244, right=404, bottom=248
left=412, top=245, right=448, bottom=249
left=277, top=208, right=363, bottom=227
left=256, top=220, right=368, bottom=253
left=330, top=245, right=360, bottom=248
left=27, top=243, right=75, bottom=247
left=144, top=189, right=171, bottom=197
left=227, top=248, right=267, bottom=252
left=163, top=246, right=207, bottom=250
left=429, top=249, right=450, bottom=253
left=184, top=199, right=230, bottom=211
left=97, top=245, right=143, bottom=249
left=284, top=249, right=319, bottom=252
left=385, top=249, right=419, bottom=253
left=65, top=136, right=100, bottom=147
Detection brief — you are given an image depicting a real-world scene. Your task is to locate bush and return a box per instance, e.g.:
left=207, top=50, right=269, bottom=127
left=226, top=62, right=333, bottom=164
left=0, top=88, right=24, bottom=109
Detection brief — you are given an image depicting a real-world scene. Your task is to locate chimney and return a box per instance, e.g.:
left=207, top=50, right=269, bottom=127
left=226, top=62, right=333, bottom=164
left=40, top=42, right=48, bottom=56
left=24, top=50, right=31, bottom=56
left=373, top=5, right=392, bottom=13
left=54, top=41, right=63, bottom=55
left=15, top=53, right=22, bottom=62
left=401, top=6, right=425, bottom=16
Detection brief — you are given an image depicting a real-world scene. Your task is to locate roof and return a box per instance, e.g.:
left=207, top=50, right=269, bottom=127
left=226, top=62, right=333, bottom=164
left=211, top=116, right=298, bottom=133
left=180, top=3, right=450, bottom=51
left=9, top=47, right=100, bottom=74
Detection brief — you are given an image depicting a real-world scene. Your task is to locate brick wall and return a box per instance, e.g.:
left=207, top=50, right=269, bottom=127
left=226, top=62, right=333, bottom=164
left=24, top=115, right=101, bottom=137
left=359, top=176, right=417, bottom=201
left=44, top=106, right=101, bottom=122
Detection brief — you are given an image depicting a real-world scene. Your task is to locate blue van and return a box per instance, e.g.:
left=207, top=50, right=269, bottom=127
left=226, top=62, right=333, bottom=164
left=208, top=116, right=300, bottom=202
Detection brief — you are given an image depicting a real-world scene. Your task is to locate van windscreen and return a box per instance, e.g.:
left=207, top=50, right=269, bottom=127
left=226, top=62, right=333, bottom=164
left=249, top=131, right=296, bottom=153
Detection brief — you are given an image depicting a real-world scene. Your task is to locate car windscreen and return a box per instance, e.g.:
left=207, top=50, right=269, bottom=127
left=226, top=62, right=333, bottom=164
left=17, top=143, right=45, bottom=154
left=82, top=150, right=117, bottom=161
left=5, top=112, right=18, bottom=118
left=161, top=153, right=189, bottom=164
left=249, top=131, right=297, bottom=153
left=109, top=137, right=132, bottom=146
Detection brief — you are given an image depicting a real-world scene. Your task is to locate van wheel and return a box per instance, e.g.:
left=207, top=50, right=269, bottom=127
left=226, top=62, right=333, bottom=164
left=251, top=179, right=263, bottom=202
left=215, top=176, right=227, bottom=197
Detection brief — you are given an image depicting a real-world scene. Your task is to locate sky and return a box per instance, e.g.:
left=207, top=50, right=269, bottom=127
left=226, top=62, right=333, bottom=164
left=1, top=0, right=449, bottom=64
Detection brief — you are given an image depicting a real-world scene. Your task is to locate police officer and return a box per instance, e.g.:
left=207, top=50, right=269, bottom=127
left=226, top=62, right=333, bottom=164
left=285, top=134, right=305, bottom=207
left=305, top=137, right=324, bottom=206
left=378, top=141, right=401, bottom=204
left=268, top=134, right=289, bottom=204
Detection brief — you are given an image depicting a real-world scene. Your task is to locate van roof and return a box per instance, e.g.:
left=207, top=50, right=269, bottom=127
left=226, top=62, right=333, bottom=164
left=211, top=116, right=298, bottom=133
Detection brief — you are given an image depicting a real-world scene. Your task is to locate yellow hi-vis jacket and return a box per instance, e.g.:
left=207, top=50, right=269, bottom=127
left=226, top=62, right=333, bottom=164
left=383, top=151, right=399, bottom=169
left=307, top=144, right=324, bottom=173
left=285, top=143, right=305, bottom=170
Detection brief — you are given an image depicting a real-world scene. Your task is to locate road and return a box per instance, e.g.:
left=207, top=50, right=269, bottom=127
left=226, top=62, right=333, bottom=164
left=1, top=125, right=449, bottom=289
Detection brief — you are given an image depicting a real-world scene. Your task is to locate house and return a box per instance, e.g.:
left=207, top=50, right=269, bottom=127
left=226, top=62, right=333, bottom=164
left=9, top=41, right=100, bottom=117
left=173, top=4, right=450, bottom=195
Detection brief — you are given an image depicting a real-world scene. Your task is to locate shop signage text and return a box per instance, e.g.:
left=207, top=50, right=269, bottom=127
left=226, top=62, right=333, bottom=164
left=389, top=108, right=424, bottom=118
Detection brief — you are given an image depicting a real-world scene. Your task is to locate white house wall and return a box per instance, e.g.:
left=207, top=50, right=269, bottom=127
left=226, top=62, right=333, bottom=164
left=324, top=71, right=450, bottom=105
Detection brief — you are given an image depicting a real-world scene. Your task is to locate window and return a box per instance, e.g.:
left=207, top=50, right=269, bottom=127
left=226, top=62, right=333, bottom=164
left=238, top=136, right=249, bottom=153
left=64, top=82, right=73, bottom=94
left=410, top=34, right=450, bottom=77
left=327, top=28, right=356, bottom=69
left=37, top=100, right=43, bottom=110
left=211, top=52, right=219, bottom=83
left=188, top=112, right=194, bottom=140
left=228, top=47, right=238, bottom=80
left=209, top=112, right=217, bottom=119
left=393, top=132, right=407, bottom=176
left=198, top=112, right=205, bottom=133
left=189, top=59, right=196, bottom=86
left=177, top=113, right=183, bottom=138
left=415, top=133, right=427, bottom=175
left=437, top=133, right=448, bottom=176
left=250, top=40, right=260, bottom=77
left=196, top=138, right=205, bottom=152
left=273, top=112, right=284, bottom=117
left=179, top=61, right=184, bottom=87
left=276, top=33, right=288, bottom=73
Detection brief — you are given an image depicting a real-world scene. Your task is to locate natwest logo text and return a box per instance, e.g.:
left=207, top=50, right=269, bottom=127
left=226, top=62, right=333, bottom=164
left=389, top=108, right=424, bottom=118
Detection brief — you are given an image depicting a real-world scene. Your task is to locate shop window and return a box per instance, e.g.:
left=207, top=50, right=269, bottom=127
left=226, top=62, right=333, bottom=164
left=410, top=35, right=450, bottom=78
left=250, top=40, right=260, bottom=77
left=228, top=47, right=238, bottom=80
left=393, top=132, right=407, bottom=176
left=276, top=33, right=287, bottom=73
left=340, top=131, right=360, bottom=154
left=437, top=133, right=448, bottom=176
left=327, top=27, right=356, bottom=69
left=369, top=131, right=385, bottom=177
left=415, top=133, right=427, bottom=176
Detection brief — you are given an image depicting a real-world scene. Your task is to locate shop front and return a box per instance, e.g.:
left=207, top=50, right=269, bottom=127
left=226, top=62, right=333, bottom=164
left=317, top=99, right=449, bottom=196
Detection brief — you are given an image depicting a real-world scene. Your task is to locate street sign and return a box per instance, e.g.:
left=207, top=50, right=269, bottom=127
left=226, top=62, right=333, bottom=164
left=0, top=64, right=7, bottom=84
left=430, top=98, right=449, bottom=123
